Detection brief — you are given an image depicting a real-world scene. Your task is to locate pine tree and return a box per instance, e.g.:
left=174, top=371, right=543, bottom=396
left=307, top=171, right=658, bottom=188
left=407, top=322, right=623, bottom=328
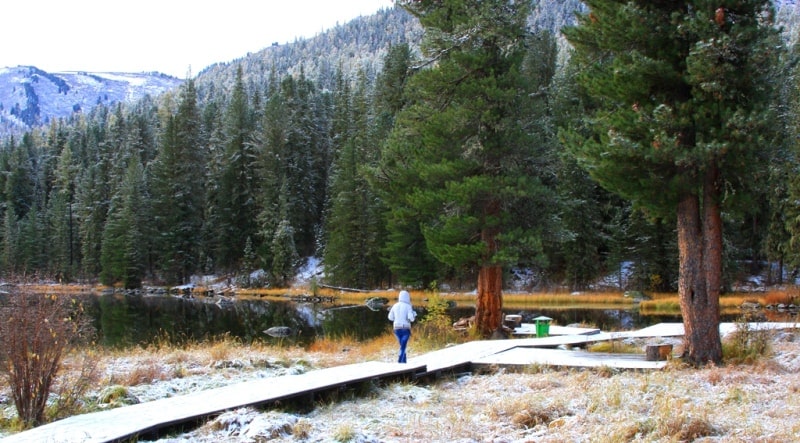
left=368, top=43, right=443, bottom=288
left=768, top=46, right=800, bottom=283
left=563, top=0, right=781, bottom=364
left=0, top=207, right=19, bottom=274
left=76, top=107, right=113, bottom=278
left=281, top=70, right=328, bottom=257
left=254, top=70, right=329, bottom=271
left=271, top=219, right=299, bottom=287
left=253, top=70, right=288, bottom=275
left=46, top=145, right=79, bottom=281
left=387, top=0, right=555, bottom=336
left=213, top=66, right=258, bottom=270
left=150, top=79, right=205, bottom=284
left=324, top=71, right=389, bottom=288
left=100, top=159, right=147, bottom=288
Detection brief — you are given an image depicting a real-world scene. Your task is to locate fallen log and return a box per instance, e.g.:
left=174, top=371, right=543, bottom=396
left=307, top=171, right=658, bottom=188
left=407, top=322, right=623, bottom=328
left=318, top=284, right=370, bottom=293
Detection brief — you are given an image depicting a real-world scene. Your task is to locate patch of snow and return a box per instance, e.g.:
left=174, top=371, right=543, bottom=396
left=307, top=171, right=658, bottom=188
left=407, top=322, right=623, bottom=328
left=294, top=257, right=324, bottom=286
left=87, top=72, right=148, bottom=86
left=593, top=260, right=634, bottom=290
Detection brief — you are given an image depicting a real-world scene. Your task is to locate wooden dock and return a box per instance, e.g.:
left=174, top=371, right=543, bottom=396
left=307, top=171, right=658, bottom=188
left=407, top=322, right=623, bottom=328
left=3, top=322, right=797, bottom=443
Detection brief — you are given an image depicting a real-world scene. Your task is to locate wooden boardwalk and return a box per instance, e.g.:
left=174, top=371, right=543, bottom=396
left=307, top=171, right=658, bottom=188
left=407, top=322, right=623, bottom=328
left=1, top=362, right=425, bottom=443
left=473, top=347, right=669, bottom=369
left=4, top=322, right=797, bottom=442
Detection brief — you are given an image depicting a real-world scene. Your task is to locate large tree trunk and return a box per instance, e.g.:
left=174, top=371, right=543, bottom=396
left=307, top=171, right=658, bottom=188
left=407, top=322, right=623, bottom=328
left=475, top=214, right=503, bottom=337
left=676, top=167, right=723, bottom=366
left=475, top=263, right=503, bottom=337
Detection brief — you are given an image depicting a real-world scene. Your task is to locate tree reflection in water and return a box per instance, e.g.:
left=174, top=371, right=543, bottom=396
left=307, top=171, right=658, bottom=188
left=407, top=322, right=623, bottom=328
left=76, top=293, right=697, bottom=349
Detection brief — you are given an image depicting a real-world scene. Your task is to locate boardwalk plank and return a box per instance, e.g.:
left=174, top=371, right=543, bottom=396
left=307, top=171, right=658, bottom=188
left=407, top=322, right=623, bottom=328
left=2, top=361, right=425, bottom=443
left=473, top=347, right=669, bottom=369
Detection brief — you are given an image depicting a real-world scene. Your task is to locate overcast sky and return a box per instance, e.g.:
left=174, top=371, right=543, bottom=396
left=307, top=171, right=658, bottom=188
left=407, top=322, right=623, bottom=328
left=2, top=0, right=395, bottom=78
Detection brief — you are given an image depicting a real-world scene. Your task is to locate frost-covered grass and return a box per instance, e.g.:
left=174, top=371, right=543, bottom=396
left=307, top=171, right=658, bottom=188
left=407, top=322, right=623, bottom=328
left=158, top=335, right=800, bottom=442
left=3, top=330, right=800, bottom=441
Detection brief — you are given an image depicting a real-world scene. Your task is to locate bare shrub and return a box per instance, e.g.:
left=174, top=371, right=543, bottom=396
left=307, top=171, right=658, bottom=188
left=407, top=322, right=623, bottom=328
left=0, top=291, right=92, bottom=427
left=48, top=351, right=100, bottom=421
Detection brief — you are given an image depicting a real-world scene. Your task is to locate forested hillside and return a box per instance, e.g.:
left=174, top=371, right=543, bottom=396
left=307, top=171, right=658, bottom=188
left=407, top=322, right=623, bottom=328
left=0, top=1, right=798, bottom=295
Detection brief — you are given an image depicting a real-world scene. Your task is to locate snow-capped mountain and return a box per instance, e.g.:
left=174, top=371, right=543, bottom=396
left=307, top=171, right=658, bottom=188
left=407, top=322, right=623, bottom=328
left=0, top=66, right=183, bottom=137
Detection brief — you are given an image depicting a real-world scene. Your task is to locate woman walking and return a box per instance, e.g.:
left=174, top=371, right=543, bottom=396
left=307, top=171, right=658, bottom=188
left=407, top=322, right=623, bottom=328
left=388, top=290, right=416, bottom=363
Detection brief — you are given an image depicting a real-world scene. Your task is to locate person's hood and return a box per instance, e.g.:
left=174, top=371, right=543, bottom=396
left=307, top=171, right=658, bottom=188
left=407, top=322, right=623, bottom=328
left=398, top=290, right=411, bottom=304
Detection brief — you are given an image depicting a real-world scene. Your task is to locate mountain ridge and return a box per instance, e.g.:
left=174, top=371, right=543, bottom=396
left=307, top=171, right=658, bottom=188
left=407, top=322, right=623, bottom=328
left=3, top=0, right=799, bottom=138
left=0, top=67, right=183, bottom=137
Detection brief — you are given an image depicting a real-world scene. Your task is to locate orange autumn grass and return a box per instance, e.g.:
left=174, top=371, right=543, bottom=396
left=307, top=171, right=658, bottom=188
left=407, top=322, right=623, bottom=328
left=638, top=288, right=797, bottom=315
left=247, top=287, right=799, bottom=316
left=306, top=333, right=397, bottom=359
left=240, top=288, right=638, bottom=308
left=324, top=290, right=634, bottom=308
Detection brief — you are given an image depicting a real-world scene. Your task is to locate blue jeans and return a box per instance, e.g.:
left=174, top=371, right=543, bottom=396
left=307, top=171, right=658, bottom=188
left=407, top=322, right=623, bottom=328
left=394, top=328, right=411, bottom=363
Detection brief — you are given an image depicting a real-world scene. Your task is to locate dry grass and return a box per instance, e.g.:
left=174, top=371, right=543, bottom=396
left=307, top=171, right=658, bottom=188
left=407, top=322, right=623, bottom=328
left=3, top=329, right=798, bottom=441
left=118, top=359, right=172, bottom=386
left=307, top=333, right=396, bottom=362
left=763, top=289, right=800, bottom=306
left=587, top=340, right=643, bottom=354
left=335, top=290, right=634, bottom=309
left=487, top=396, right=572, bottom=429
left=239, top=287, right=639, bottom=309
left=504, top=291, right=632, bottom=306
left=638, top=292, right=775, bottom=315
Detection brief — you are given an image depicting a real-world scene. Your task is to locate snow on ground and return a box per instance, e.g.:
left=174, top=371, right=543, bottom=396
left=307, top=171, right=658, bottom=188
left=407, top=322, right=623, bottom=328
left=146, top=333, right=800, bottom=442
left=295, top=257, right=324, bottom=286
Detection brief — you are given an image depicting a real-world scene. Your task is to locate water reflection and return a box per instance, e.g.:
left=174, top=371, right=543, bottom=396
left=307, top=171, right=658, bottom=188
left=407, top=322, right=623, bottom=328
left=87, top=293, right=317, bottom=347
left=77, top=293, right=761, bottom=348
left=84, top=293, right=395, bottom=348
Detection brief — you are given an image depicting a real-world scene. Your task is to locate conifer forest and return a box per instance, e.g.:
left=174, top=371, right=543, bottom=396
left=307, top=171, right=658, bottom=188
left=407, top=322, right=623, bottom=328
left=0, top=0, right=798, bottom=304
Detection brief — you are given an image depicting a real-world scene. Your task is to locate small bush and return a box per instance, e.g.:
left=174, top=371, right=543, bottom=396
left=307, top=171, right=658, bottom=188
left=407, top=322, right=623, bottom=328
left=98, top=385, right=130, bottom=404
left=488, top=396, right=571, bottom=429
left=512, top=404, right=570, bottom=429
left=415, top=292, right=469, bottom=350
left=333, top=422, right=357, bottom=442
left=723, top=317, right=773, bottom=364
left=292, top=418, right=312, bottom=439
left=0, top=291, right=92, bottom=428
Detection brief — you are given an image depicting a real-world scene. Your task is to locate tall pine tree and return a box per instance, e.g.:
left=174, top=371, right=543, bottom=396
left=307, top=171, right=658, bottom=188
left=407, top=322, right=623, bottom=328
left=100, top=159, right=148, bottom=288
left=150, top=79, right=205, bottom=284
left=213, top=66, right=258, bottom=271
left=563, top=0, right=780, bottom=364
left=324, top=72, right=387, bottom=288
left=386, top=0, right=555, bottom=336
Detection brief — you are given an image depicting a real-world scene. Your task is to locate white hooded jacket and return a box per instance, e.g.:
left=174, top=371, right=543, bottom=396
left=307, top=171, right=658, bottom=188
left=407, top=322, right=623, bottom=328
left=388, top=290, right=416, bottom=329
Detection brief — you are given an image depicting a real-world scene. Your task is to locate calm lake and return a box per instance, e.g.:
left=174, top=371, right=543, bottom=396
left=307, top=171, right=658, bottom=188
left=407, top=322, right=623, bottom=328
left=80, top=292, right=692, bottom=348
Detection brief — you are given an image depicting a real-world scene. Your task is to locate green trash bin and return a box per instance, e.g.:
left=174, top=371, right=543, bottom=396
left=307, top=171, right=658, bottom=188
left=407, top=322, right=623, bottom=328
left=533, top=316, right=552, bottom=337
